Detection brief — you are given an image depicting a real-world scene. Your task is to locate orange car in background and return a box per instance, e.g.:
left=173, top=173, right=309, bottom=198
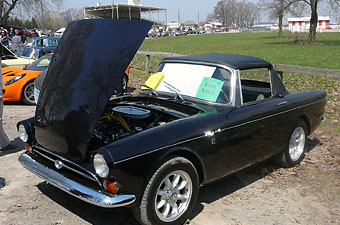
left=2, top=54, right=52, bottom=104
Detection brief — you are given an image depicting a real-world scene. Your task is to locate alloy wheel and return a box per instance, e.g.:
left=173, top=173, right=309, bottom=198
left=288, top=127, right=306, bottom=161
left=155, top=170, right=193, bottom=222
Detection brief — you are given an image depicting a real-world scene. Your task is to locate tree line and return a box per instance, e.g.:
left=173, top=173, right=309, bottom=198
left=208, top=0, right=259, bottom=28
left=210, top=0, right=340, bottom=42
left=0, top=0, right=84, bottom=30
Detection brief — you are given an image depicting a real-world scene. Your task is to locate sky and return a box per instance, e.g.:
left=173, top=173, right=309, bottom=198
left=63, top=0, right=222, bottom=23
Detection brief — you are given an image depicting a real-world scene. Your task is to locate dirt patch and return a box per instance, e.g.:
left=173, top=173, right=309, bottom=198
left=0, top=83, right=339, bottom=224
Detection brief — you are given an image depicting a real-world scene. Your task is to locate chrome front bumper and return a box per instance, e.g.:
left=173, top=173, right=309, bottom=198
left=19, top=153, right=136, bottom=208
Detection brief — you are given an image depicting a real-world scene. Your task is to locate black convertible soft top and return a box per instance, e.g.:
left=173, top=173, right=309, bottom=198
left=163, top=53, right=273, bottom=70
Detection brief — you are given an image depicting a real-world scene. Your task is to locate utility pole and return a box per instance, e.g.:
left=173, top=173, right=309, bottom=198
left=178, top=8, right=180, bottom=27
left=198, top=11, right=200, bottom=27
left=165, top=10, right=167, bottom=27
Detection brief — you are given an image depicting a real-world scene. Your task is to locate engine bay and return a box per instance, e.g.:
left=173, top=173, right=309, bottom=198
left=88, top=104, right=180, bottom=150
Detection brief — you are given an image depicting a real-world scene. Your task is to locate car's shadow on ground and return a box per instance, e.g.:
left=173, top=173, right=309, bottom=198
left=37, top=137, right=320, bottom=224
left=4, top=101, right=34, bottom=106
left=190, top=136, right=321, bottom=219
left=37, top=182, right=140, bottom=225
left=0, top=137, right=24, bottom=157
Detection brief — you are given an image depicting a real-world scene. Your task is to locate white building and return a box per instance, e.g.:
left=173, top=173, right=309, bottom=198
left=288, top=16, right=330, bottom=32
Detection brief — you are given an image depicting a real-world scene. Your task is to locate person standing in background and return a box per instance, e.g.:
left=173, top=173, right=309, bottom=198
left=11, top=29, right=23, bottom=52
left=0, top=30, right=10, bottom=48
left=0, top=58, right=17, bottom=151
left=8, top=28, right=15, bottom=38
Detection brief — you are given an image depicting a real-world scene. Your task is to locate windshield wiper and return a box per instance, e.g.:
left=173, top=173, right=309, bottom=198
left=163, top=81, right=184, bottom=101
left=141, top=84, right=158, bottom=96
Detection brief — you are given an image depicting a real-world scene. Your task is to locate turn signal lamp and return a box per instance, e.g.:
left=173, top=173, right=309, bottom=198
left=106, top=181, right=118, bottom=193
left=25, top=144, right=32, bottom=153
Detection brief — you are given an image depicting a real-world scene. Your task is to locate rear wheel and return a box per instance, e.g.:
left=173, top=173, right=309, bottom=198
left=275, top=119, right=307, bottom=167
left=134, top=156, right=199, bottom=225
left=21, top=80, right=36, bottom=105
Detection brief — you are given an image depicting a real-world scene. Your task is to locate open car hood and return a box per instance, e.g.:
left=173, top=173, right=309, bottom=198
left=34, top=19, right=152, bottom=162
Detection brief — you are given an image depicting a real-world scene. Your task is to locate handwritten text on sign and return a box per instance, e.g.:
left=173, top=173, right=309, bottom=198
left=195, top=77, right=224, bottom=102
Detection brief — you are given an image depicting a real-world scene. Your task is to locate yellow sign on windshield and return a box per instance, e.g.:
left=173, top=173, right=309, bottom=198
left=141, top=72, right=165, bottom=90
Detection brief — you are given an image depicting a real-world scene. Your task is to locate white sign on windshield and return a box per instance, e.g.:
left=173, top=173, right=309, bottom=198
left=156, top=63, right=216, bottom=97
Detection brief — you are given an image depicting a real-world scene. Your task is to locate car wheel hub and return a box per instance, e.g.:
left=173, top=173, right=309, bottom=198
left=288, top=127, right=305, bottom=161
left=24, top=83, right=35, bottom=104
left=155, top=170, right=192, bottom=222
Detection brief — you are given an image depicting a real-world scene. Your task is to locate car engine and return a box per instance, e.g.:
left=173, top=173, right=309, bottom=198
left=89, top=105, right=177, bottom=149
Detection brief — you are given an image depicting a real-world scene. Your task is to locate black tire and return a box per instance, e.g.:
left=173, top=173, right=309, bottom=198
left=134, top=156, right=199, bottom=225
left=21, top=80, right=36, bottom=105
left=122, top=74, right=128, bottom=93
left=275, top=119, right=307, bottom=168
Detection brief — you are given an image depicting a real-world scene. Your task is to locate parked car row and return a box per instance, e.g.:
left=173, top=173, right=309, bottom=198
left=148, top=27, right=230, bottom=38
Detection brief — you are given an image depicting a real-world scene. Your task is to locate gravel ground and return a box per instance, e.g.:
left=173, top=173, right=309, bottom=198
left=1, top=80, right=339, bottom=225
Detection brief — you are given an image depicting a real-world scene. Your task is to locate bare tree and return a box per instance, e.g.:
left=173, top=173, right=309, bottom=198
left=212, top=0, right=259, bottom=28
left=259, top=0, right=303, bottom=38
left=302, top=0, right=318, bottom=42
left=0, top=0, right=62, bottom=25
left=205, top=13, right=215, bottom=23
left=301, top=0, right=340, bottom=42
left=0, top=0, right=20, bottom=24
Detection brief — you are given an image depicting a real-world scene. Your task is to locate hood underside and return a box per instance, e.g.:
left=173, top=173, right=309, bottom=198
left=34, top=19, right=152, bottom=162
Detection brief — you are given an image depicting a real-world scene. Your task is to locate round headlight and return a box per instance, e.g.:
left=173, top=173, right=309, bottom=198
left=18, top=124, right=28, bottom=142
left=93, top=153, right=109, bottom=178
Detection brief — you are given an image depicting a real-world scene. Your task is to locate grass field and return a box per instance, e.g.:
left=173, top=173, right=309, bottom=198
left=139, top=31, right=340, bottom=69
left=130, top=31, right=340, bottom=132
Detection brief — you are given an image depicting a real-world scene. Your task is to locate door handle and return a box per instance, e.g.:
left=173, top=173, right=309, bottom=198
left=276, top=101, right=287, bottom=106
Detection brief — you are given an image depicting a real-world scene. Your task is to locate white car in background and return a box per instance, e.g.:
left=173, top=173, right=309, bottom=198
left=54, top=28, right=66, bottom=37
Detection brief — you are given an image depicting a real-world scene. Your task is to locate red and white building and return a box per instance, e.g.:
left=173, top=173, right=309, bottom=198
left=288, top=16, right=330, bottom=32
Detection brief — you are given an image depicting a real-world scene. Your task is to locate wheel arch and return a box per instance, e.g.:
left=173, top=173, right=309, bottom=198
left=20, top=78, right=36, bottom=96
left=20, top=78, right=36, bottom=104
left=158, top=147, right=206, bottom=186
left=299, top=115, right=311, bottom=135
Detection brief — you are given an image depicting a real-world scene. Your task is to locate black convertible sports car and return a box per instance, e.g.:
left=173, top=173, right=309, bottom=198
left=18, top=19, right=326, bottom=225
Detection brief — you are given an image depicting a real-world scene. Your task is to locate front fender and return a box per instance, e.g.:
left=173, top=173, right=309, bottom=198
left=157, top=146, right=206, bottom=186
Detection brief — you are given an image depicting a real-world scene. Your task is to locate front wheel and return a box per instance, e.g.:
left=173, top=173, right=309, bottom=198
left=275, top=119, right=307, bottom=167
left=134, top=156, right=199, bottom=225
left=21, top=80, right=36, bottom=105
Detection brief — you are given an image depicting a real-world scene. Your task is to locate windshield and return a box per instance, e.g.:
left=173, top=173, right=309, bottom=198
left=155, top=62, right=232, bottom=104
left=25, top=54, right=52, bottom=71
left=32, top=38, right=59, bottom=47
left=16, top=47, right=36, bottom=58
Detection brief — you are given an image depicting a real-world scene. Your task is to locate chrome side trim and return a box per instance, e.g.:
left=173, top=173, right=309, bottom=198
left=115, top=98, right=326, bottom=164
left=225, top=98, right=326, bottom=130
left=115, top=135, right=205, bottom=164
left=19, top=153, right=136, bottom=208
left=33, top=146, right=102, bottom=186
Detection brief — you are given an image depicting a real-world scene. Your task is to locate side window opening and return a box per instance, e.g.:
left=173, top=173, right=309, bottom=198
left=212, top=68, right=231, bottom=104
left=240, top=68, right=272, bottom=104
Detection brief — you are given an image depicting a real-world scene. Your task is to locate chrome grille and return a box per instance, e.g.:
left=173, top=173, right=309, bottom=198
left=33, top=146, right=102, bottom=187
